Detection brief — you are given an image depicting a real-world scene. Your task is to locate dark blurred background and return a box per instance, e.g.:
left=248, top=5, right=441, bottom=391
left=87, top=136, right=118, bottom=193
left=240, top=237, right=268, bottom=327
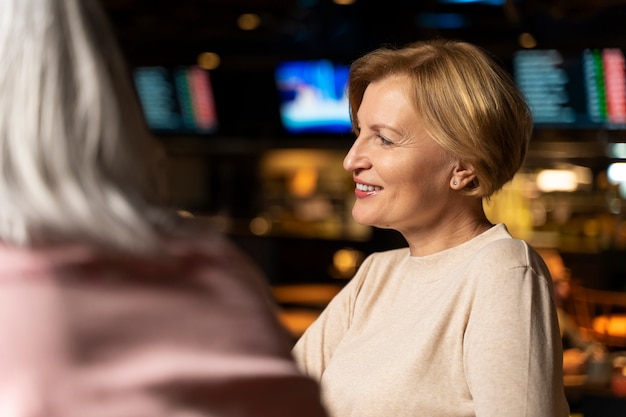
left=99, top=0, right=626, bottom=290
left=101, top=0, right=626, bottom=64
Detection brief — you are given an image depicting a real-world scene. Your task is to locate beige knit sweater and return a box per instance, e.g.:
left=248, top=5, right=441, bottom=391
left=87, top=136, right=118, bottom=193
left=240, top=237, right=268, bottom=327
left=293, top=224, right=569, bottom=417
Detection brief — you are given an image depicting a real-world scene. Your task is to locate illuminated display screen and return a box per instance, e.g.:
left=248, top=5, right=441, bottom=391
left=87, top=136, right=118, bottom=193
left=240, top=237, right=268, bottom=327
left=133, top=66, right=218, bottom=134
left=513, top=48, right=626, bottom=129
left=275, top=60, right=352, bottom=134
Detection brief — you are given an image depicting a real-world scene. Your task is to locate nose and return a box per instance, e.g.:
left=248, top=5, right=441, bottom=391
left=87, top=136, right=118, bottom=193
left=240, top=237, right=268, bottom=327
left=343, top=135, right=369, bottom=172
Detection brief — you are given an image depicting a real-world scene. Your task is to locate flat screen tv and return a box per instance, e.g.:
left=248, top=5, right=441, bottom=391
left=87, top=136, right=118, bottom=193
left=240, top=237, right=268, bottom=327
left=513, top=48, right=626, bottom=129
left=274, top=60, right=352, bottom=134
left=133, top=65, right=218, bottom=135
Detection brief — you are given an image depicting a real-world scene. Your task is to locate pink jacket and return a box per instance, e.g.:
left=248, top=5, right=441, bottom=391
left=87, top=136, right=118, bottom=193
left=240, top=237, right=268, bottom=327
left=0, top=230, right=327, bottom=417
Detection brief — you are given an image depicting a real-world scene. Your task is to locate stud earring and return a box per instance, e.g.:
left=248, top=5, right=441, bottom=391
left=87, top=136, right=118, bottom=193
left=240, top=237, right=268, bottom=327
left=453, top=181, right=458, bottom=186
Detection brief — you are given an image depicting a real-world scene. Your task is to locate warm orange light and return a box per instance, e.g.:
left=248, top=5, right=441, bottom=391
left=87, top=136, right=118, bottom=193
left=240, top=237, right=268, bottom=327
left=250, top=216, right=271, bottom=235
left=237, top=13, right=261, bottom=30
left=332, top=248, right=363, bottom=278
left=583, top=219, right=600, bottom=238
left=518, top=32, right=537, bottom=49
left=290, top=167, right=318, bottom=197
left=594, top=315, right=626, bottom=338
left=197, top=52, right=220, bottom=70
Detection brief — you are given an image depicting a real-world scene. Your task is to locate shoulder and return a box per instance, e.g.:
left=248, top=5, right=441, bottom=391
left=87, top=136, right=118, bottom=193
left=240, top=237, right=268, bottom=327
left=471, top=234, right=540, bottom=271
left=464, top=233, right=551, bottom=291
left=475, top=235, right=530, bottom=261
left=162, top=218, right=266, bottom=284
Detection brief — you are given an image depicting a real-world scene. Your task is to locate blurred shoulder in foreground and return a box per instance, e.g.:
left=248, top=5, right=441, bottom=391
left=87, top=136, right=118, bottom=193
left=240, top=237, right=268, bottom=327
left=0, top=219, right=326, bottom=416
left=0, top=0, right=327, bottom=415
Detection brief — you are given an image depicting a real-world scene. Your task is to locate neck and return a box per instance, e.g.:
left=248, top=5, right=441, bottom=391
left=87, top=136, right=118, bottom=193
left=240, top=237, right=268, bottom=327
left=403, top=205, right=493, bottom=257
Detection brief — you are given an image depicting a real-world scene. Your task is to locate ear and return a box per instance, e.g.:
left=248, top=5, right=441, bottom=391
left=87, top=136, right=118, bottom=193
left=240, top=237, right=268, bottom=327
left=450, top=161, right=477, bottom=190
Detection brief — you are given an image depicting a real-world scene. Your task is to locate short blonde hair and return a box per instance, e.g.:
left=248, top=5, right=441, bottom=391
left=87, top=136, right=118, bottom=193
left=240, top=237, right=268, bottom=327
left=348, top=39, right=532, bottom=198
left=0, top=0, right=171, bottom=252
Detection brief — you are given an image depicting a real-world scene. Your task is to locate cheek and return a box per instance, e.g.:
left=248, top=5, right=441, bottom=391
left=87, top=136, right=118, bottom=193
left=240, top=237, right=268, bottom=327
left=383, top=154, right=422, bottom=183
left=396, top=158, right=448, bottom=189
left=381, top=149, right=453, bottom=191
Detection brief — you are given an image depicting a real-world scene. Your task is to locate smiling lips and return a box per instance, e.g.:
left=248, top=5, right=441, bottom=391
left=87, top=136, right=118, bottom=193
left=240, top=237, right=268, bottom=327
left=354, top=182, right=383, bottom=198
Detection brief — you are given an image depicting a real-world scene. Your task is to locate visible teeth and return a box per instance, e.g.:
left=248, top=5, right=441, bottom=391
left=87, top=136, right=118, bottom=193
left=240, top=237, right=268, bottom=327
left=356, top=183, right=382, bottom=192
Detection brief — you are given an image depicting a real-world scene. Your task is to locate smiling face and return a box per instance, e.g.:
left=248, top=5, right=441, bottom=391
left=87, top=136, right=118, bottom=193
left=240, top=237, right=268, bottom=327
left=343, top=75, right=460, bottom=237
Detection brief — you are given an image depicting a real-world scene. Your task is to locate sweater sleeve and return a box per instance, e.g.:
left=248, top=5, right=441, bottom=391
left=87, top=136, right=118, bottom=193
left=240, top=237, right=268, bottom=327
left=463, top=243, right=569, bottom=417
left=292, top=255, right=372, bottom=381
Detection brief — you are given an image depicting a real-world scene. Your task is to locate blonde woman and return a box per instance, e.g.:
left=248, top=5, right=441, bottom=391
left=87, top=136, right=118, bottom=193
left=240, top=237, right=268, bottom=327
left=293, top=39, right=569, bottom=417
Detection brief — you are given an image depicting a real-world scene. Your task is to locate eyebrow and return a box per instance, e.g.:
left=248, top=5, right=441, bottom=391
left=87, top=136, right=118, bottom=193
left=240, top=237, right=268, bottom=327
left=368, top=122, right=404, bottom=137
left=355, top=107, right=405, bottom=137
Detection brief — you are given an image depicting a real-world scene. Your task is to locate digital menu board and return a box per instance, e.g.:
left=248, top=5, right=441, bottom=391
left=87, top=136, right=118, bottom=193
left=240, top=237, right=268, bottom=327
left=513, top=48, right=626, bottom=129
left=133, top=66, right=218, bottom=134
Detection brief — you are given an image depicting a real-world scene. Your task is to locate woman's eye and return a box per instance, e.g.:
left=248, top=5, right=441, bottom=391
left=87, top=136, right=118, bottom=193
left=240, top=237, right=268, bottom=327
left=378, top=135, right=393, bottom=146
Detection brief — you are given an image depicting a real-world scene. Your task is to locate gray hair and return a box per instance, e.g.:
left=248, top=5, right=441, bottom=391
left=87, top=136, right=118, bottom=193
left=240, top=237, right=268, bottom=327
left=0, top=0, right=172, bottom=252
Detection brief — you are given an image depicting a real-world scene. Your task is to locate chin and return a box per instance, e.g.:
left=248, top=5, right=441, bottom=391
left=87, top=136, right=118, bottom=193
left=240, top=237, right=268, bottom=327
left=351, top=211, right=379, bottom=228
